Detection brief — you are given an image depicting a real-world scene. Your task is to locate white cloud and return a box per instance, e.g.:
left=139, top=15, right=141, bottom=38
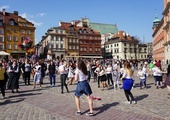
left=20, top=13, right=27, bottom=18
left=37, top=13, right=46, bottom=17
left=0, top=5, right=9, bottom=11
left=20, top=13, right=43, bottom=26
left=29, top=20, right=43, bottom=26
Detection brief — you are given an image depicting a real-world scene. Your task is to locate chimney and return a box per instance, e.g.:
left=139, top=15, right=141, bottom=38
left=14, top=11, right=18, bottom=15
left=2, top=9, right=5, bottom=15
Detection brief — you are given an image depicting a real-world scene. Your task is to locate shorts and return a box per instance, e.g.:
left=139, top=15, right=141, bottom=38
left=75, top=80, right=92, bottom=97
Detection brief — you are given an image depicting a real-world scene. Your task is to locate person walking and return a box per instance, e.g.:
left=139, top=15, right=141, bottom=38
left=106, top=64, right=113, bottom=86
left=120, top=62, right=137, bottom=104
left=7, top=60, right=20, bottom=93
left=32, top=61, right=42, bottom=89
left=0, top=63, right=8, bottom=99
left=74, top=60, right=94, bottom=116
left=48, top=61, right=56, bottom=87
left=58, top=60, right=69, bottom=94
left=21, top=59, right=32, bottom=85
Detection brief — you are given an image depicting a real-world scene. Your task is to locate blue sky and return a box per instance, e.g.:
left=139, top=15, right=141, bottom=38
left=0, top=0, right=163, bottom=43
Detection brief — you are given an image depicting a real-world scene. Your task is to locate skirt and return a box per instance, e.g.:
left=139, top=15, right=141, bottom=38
left=100, top=74, right=107, bottom=82
left=123, top=78, right=134, bottom=90
left=75, top=80, right=92, bottom=97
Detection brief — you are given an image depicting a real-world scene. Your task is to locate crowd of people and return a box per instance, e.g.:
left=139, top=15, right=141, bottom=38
left=0, top=57, right=170, bottom=116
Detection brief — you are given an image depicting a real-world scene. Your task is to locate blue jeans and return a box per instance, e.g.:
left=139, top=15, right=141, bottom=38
left=50, top=74, right=56, bottom=86
left=140, top=79, right=146, bottom=88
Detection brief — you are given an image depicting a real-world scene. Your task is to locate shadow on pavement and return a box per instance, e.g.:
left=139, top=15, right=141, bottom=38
left=91, top=102, right=119, bottom=116
left=135, top=94, right=149, bottom=101
left=0, top=98, right=25, bottom=106
left=9, top=92, right=42, bottom=98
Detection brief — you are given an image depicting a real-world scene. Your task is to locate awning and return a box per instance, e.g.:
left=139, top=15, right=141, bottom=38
left=65, top=56, right=103, bottom=59
left=0, top=51, right=10, bottom=56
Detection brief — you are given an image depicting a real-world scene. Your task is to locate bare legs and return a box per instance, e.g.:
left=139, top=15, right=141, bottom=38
left=75, top=95, right=93, bottom=113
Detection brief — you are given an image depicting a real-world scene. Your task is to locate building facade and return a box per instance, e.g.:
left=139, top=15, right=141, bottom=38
left=0, top=9, right=35, bottom=58
left=40, top=27, right=66, bottom=59
left=105, top=31, right=139, bottom=60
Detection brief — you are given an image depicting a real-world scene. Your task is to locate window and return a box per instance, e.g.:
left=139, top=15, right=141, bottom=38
left=69, top=39, right=72, bottom=43
left=69, top=45, right=71, bottom=49
left=13, top=36, right=18, bottom=42
left=9, top=19, right=14, bottom=25
left=89, top=48, right=92, bottom=52
left=73, top=46, right=75, bottom=49
left=51, top=36, right=55, bottom=41
left=14, top=44, right=18, bottom=50
left=61, top=44, right=63, bottom=49
left=27, top=30, right=31, bottom=35
left=14, top=28, right=17, bottom=33
left=0, top=37, right=3, bottom=42
left=7, top=36, right=11, bottom=41
left=7, top=28, right=11, bottom=32
left=7, top=44, right=11, bottom=49
left=61, top=37, right=63, bottom=41
left=84, top=48, right=86, bottom=51
left=21, top=30, right=25, bottom=34
left=83, top=29, right=86, bottom=34
left=73, top=39, right=75, bottom=43
left=0, top=20, right=3, bottom=26
left=56, top=44, right=58, bottom=48
left=80, top=48, right=83, bottom=51
left=0, top=45, right=3, bottom=50
left=51, top=44, right=54, bottom=48
left=0, top=29, right=4, bottom=34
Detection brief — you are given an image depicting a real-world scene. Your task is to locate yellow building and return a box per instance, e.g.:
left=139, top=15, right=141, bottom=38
left=1, top=9, right=35, bottom=58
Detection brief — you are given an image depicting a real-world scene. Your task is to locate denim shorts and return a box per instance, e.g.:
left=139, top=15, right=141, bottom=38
left=75, top=80, right=92, bottom=97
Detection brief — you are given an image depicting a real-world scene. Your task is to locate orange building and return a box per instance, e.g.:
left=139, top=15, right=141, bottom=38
left=152, top=0, right=170, bottom=62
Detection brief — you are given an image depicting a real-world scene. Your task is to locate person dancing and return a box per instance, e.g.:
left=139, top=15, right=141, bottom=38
left=74, top=60, right=94, bottom=116
left=120, top=62, right=136, bottom=104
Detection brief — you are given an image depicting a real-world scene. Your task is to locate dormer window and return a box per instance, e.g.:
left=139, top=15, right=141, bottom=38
left=79, top=29, right=82, bottom=33
left=90, top=29, right=93, bottom=34
left=83, top=29, right=87, bottom=34
left=9, top=19, right=15, bottom=25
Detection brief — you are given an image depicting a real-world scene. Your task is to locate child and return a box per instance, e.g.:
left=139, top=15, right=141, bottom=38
left=137, top=68, right=146, bottom=89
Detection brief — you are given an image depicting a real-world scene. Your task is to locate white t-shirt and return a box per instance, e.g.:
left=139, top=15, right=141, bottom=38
left=75, top=68, right=88, bottom=82
left=137, top=71, right=145, bottom=79
left=106, top=66, right=112, bottom=74
left=152, top=67, right=158, bottom=76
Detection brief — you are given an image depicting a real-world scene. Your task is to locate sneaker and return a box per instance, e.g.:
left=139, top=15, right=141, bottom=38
left=86, top=112, right=94, bottom=116
left=75, top=111, right=82, bottom=115
left=132, top=101, right=137, bottom=104
left=124, top=101, right=131, bottom=104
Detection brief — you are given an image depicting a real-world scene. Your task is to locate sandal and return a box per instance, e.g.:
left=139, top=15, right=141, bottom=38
left=75, top=111, right=82, bottom=115
left=86, top=112, right=94, bottom=116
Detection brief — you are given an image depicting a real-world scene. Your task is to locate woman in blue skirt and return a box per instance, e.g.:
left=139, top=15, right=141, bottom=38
left=74, top=60, right=94, bottom=116
left=120, top=62, right=136, bottom=104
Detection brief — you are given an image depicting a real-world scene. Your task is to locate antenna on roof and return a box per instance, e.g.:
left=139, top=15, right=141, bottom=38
left=143, top=36, right=145, bottom=43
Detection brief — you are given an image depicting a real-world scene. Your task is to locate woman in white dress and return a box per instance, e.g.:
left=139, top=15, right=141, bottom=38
left=67, top=62, right=74, bottom=85
left=32, top=61, right=42, bottom=89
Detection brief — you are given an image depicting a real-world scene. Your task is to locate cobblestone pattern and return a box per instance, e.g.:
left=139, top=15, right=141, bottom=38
left=0, top=71, right=169, bottom=120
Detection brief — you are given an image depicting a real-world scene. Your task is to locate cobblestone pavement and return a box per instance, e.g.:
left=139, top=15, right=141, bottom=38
left=0, top=72, right=170, bottom=120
